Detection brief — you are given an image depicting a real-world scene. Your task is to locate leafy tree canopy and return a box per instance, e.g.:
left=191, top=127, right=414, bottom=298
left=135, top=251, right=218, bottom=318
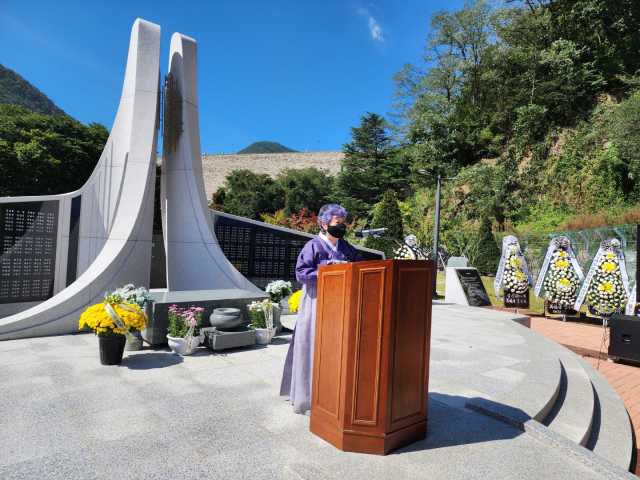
left=332, top=112, right=407, bottom=217
left=276, top=167, right=333, bottom=217
left=0, top=104, right=108, bottom=196
left=222, top=170, right=284, bottom=220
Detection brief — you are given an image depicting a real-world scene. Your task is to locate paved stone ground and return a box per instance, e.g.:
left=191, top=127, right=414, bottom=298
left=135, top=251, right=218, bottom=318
left=0, top=307, right=618, bottom=480
left=530, top=316, right=640, bottom=476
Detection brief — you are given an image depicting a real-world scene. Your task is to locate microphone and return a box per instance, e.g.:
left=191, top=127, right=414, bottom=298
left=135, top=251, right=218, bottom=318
left=355, top=227, right=388, bottom=238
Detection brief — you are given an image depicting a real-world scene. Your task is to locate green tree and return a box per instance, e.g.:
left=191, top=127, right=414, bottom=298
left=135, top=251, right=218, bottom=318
left=222, top=170, right=284, bottom=220
left=333, top=112, right=405, bottom=217
left=0, top=104, right=108, bottom=196
left=276, top=167, right=333, bottom=216
left=364, top=190, right=404, bottom=256
left=473, top=217, right=501, bottom=275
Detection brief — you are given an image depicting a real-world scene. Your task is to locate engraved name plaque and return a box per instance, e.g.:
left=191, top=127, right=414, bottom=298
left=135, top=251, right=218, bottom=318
left=0, top=201, right=59, bottom=303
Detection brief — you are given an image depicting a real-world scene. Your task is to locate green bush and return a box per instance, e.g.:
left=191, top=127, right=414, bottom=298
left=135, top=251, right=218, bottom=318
left=473, top=218, right=501, bottom=276
left=364, top=189, right=404, bottom=256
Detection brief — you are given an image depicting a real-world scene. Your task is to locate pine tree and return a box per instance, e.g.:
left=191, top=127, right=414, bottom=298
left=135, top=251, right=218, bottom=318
left=474, top=217, right=501, bottom=276
left=364, top=189, right=404, bottom=256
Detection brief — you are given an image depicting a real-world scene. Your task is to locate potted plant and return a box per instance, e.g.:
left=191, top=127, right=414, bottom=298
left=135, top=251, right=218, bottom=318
left=79, top=292, right=148, bottom=365
left=105, top=284, right=151, bottom=351
left=166, top=304, right=205, bottom=356
left=265, top=280, right=293, bottom=333
left=248, top=300, right=279, bottom=344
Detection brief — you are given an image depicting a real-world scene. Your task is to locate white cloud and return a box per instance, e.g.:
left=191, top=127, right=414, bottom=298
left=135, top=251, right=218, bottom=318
left=357, top=7, right=385, bottom=43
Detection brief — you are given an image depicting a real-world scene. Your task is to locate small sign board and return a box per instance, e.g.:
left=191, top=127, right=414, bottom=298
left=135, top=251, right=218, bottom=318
left=455, top=269, right=492, bottom=307
left=545, top=300, right=579, bottom=318
left=504, top=290, right=530, bottom=309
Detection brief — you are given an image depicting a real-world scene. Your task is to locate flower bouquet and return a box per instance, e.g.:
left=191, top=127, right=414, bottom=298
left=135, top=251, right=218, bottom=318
left=106, top=284, right=151, bottom=309
left=265, top=280, right=293, bottom=302
left=543, top=250, right=581, bottom=313
left=104, top=285, right=151, bottom=350
left=79, top=290, right=148, bottom=365
left=265, top=280, right=292, bottom=333
left=248, top=299, right=279, bottom=344
left=166, top=304, right=205, bottom=356
left=584, top=252, right=627, bottom=317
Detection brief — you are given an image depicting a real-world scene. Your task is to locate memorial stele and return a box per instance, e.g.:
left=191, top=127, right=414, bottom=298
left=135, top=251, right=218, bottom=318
left=0, top=19, right=264, bottom=341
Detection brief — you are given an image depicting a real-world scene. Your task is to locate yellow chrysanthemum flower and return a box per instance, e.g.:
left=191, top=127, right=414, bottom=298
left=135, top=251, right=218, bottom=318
left=601, top=262, right=616, bottom=272
left=559, top=278, right=571, bottom=286
left=79, top=302, right=147, bottom=335
left=287, top=290, right=302, bottom=313
left=598, top=282, right=614, bottom=293
left=558, top=252, right=567, bottom=258
left=606, top=253, right=615, bottom=259
left=555, top=260, right=569, bottom=268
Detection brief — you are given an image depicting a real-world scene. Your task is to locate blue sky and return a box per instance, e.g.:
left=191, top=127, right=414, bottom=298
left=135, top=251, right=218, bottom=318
left=0, top=0, right=464, bottom=153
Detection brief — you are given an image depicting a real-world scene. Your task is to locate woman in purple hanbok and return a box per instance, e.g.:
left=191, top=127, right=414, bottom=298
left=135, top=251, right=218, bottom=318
left=280, top=204, right=363, bottom=415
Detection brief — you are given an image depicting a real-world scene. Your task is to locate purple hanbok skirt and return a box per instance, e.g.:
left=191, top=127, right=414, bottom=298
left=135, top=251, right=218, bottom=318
left=280, top=283, right=317, bottom=415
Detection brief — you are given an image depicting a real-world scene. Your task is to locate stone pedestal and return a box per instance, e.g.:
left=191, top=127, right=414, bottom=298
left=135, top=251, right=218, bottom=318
left=143, top=289, right=267, bottom=344
left=201, top=327, right=256, bottom=350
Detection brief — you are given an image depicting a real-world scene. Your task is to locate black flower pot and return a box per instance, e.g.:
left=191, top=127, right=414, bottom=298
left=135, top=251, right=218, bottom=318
left=98, top=335, right=126, bottom=365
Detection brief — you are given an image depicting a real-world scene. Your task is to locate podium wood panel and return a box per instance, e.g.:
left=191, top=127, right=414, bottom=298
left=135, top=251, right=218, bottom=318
left=310, top=259, right=433, bottom=455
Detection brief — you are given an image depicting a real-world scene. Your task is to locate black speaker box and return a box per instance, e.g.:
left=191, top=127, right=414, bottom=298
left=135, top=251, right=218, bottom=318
left=609, top=314, right=640, bottom=362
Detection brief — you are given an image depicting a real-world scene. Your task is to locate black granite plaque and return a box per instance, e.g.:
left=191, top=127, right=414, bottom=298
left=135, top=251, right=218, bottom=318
left=0, top=201, right=59, bottom=303
left=545, top=300, right=579, bottom=318
left=504, top=290, right=530, bottom=309
left=455, top=269, right=492, bottom=307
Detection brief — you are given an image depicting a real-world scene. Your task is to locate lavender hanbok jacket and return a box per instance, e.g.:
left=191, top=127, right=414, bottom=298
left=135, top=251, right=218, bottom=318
left=280, top=236, right=363, bottom=415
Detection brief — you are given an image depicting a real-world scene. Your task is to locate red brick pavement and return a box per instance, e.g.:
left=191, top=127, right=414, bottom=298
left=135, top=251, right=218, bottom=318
left=530, top=316, right=640, bottom=475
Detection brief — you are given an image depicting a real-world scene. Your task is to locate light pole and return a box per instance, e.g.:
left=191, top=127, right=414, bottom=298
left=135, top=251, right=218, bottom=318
left=418, top=169, right=458, bottom=296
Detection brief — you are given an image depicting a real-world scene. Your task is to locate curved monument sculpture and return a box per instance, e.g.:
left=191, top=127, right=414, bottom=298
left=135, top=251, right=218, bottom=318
left=0, top=19, right=161, bottom=340
left=161, top=32, right=262, bottom=293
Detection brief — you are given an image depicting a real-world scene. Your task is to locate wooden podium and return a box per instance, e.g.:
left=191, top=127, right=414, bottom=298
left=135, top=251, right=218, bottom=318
left=310, top=259, right=433, bottom=455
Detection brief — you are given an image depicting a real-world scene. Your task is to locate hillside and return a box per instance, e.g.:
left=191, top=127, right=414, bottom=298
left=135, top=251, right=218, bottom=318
left=0, top=64, right=66, bottom=116
left=237, top=141, right=298, bottom=154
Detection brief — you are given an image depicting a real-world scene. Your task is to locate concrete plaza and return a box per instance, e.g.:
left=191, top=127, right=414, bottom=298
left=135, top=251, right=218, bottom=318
left=0, top=304, right=635, bottom=479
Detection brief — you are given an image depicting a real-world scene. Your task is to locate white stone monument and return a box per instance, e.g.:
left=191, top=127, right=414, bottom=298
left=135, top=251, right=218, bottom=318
left=0, top=21, right=320, bottom=343
left=0, top=19, right=161, bottom=340
left=160, top=33, right=262, bottom=293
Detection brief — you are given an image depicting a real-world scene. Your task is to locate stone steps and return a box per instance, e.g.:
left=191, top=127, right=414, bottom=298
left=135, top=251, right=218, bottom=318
left=543, top=345, right=595, bottom=446
left=579, top=356, right=635, bottom=471
left=466, top=315, right=635, bottom=475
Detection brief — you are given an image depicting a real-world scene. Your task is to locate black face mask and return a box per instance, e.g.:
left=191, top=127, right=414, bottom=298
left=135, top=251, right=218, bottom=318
left=326, top=223, right=346, bottom=239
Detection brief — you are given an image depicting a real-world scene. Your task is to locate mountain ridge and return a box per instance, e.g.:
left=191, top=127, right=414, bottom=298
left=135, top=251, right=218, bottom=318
left=237, top=141, right=298, bottom=154
left=0, top=64, right=66, bottom=116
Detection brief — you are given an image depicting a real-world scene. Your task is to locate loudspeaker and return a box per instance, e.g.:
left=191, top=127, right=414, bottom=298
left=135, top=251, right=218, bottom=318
left=609, top=314, right=640, bottom=362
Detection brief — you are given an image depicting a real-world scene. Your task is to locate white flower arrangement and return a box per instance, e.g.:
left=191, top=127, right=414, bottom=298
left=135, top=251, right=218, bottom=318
left=543, top=251, right=581, bottom=308
left=265, top=280, right=293, bottom=302
left=104, top=284, right=151, bottom=309
left=392, top=239, right=431, bottom=260
left=247, top=300, right=280, bottom=329
left=585, top=251, right=627, bottom=315
left=502, top=247, right=529, bottom=294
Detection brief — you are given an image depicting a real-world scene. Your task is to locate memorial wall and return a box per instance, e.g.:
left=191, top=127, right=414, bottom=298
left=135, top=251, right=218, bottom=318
left=0, top=201, right=59, bottom=303
left=149, top=211, right=385, bottom=291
